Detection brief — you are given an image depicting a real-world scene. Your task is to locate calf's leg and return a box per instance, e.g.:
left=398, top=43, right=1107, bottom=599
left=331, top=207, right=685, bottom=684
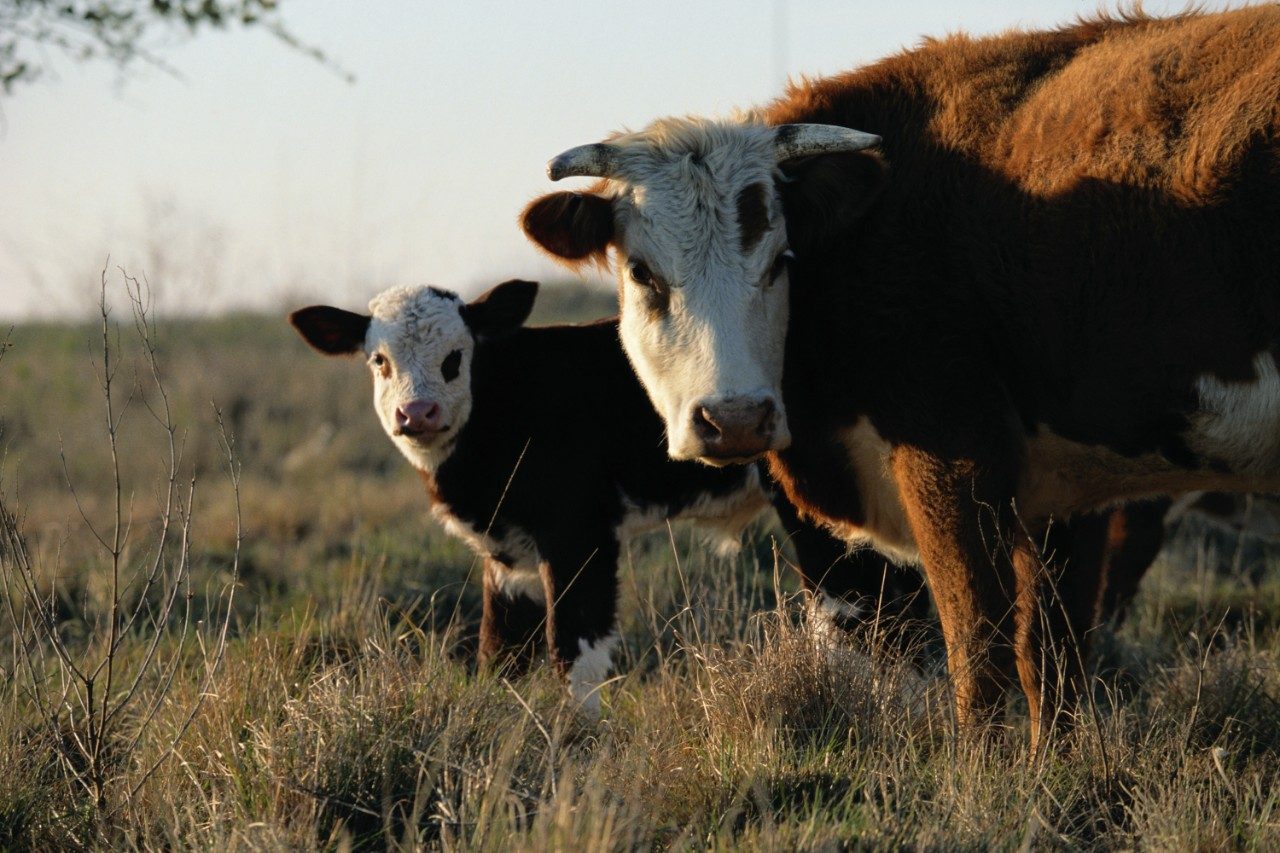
left=772, top=490, right=927, bottom=648
left=540, top=539, right=621, bottom=716
left=479, top=558, right=546, bottom=677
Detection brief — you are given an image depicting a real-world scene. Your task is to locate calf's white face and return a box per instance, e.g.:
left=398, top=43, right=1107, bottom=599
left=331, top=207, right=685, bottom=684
left=289, top=280, right=538, bottom=471
left=522, top=117, right=883, bottom=465
left=364, top=286, right=476, bottom=470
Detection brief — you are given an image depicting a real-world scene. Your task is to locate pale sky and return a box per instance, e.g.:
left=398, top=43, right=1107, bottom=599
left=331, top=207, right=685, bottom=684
left=0, top=0, right=1196, bottom=319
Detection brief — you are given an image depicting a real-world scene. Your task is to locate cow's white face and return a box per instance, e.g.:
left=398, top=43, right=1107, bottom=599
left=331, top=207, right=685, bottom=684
left=364, top=286, right=475, bottom=470
left=522, top=117, right=883, bottom=465
left=289, top=280, right=538, bottom=472
left=611, top=123, right=793, bottom=463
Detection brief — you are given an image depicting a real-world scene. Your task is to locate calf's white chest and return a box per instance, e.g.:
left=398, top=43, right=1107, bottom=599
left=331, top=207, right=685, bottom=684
left=431, top=502, right=544, bottom=600
left=614, top=466, right=769, bottom=556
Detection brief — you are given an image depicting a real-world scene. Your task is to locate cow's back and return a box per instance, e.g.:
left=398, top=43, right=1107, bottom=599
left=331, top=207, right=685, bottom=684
left=767, top=7, right=1280, bottom=474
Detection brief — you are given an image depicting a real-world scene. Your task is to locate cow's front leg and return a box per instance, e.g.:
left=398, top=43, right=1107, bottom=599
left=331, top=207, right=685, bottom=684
left=540, top=540, right=621, bottom=716
left=479, top=558, right=547, bottom=677
left=891, top=444, right=1025, bottom=737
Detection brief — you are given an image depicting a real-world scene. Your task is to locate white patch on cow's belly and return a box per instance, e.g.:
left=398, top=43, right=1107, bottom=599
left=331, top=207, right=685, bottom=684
left=614, top=465, right=769, bottom=556
left=430, top=502, right=541, bottom=572
left=1187, top=352, right=1280, bottom=474
left=568, top=632, right=618, bottom=717
left=833, top=419, right=921, bottom=565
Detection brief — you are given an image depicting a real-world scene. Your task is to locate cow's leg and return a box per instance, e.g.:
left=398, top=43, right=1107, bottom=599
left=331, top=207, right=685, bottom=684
left=479, top=558, right=546, bottom=676
left=540, top=539, right=620, bottom=716
left=891, top=445, right=1023, bottom=736
left=773, top=492, right=873, bottom=628
left=1014, top=501, right=1170, bottom=747
left=1010, top=512, right=1113, bottom=750
left=1098, top=499, right=1169, bottom=624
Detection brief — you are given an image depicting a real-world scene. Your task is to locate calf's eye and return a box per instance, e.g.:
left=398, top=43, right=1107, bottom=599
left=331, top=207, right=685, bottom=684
left=441, top=349, right=463, bottom=382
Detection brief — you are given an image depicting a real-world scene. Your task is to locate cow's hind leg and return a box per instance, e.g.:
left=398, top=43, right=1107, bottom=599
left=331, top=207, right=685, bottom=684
left=541, top=539, right=621, bottom=716
left=1013, top=502, right=1169, bottom=751
left=1011, top=512, right=1111, bottom=752
left=1098, top=499, right=1169, bottom=624
left=479, top=558, right=547, bottom=677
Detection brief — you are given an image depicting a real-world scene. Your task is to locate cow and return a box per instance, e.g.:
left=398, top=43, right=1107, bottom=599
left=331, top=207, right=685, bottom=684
left=288, top=279, right=927, bottom=713
left=520, top=7, right=1280, bottom=751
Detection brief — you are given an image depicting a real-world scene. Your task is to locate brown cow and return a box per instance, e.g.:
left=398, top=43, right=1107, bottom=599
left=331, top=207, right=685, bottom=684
left=521, top=8, right=1280, bottom=751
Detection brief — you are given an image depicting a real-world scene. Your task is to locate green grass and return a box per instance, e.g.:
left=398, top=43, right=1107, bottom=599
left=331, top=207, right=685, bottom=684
left=3, top=277, right=1280, bottom=849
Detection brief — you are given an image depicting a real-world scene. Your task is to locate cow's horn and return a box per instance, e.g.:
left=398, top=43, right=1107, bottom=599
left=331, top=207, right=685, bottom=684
left=773, top=124, right=881, bottom=162
left=547, top=143, right=620, bottom=181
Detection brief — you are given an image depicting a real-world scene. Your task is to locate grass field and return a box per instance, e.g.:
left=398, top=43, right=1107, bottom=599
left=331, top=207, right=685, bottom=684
left=3, top=272, right=1280, bottom=849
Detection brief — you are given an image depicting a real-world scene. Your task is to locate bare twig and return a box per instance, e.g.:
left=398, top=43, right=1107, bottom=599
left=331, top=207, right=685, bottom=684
left=0, top=265, right=242, bottom=832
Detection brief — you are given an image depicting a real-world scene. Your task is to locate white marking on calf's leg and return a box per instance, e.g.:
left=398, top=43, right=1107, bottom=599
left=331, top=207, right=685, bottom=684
left=808, top=594, right=929, bottom=716
left=568, top=632, right=619, bottom=717
left=807, top=594, right=866, bottom=650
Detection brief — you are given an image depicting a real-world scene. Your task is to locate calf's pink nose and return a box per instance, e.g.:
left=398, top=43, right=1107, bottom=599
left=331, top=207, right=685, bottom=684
left=396, top=399, right=441, bottom=433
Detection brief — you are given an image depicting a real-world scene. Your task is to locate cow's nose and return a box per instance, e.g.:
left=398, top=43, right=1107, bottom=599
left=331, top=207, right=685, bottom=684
left=690, top=396, right=779, bottom=461
left=396, top=399, right=442, bottom=434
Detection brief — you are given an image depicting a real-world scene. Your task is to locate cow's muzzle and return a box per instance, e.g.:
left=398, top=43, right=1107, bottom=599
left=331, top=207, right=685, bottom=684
left=689, top=395, right=787, bottom=464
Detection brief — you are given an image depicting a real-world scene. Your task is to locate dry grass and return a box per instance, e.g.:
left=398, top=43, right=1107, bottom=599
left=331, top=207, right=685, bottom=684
left=3, top=275, right=1280, bottom=849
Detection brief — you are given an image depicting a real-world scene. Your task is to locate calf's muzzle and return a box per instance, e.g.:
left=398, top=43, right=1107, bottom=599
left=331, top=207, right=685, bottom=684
left=395, top=399, right=443, bottom=436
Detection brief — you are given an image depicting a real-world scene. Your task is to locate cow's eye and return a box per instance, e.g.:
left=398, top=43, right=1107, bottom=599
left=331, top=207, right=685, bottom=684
left=629, top=260, right=654, bottom=287
left=370, top=353, right=389, bottom=376
left=441, top=349, right=463, bottom=382
left=768, top=250, right=795, bottom=285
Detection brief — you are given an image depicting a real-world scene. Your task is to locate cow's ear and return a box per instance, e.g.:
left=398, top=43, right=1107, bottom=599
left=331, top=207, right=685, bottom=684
left=463, top=279, right=539, bottom=338
left=779, top=151, right=887, bottom=257
left=521, top=191, right=614, bottom=268
left=289, top=306, right=370, bottom=355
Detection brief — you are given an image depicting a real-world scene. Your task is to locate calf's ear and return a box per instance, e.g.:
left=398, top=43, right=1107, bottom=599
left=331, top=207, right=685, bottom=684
left=779, top=151, right=887, bottom=257
left=463, top=279, right=539, bottom=338
left=521, top=191, right=614, bottom=268
left=289, top=306, right=370, bottom=355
